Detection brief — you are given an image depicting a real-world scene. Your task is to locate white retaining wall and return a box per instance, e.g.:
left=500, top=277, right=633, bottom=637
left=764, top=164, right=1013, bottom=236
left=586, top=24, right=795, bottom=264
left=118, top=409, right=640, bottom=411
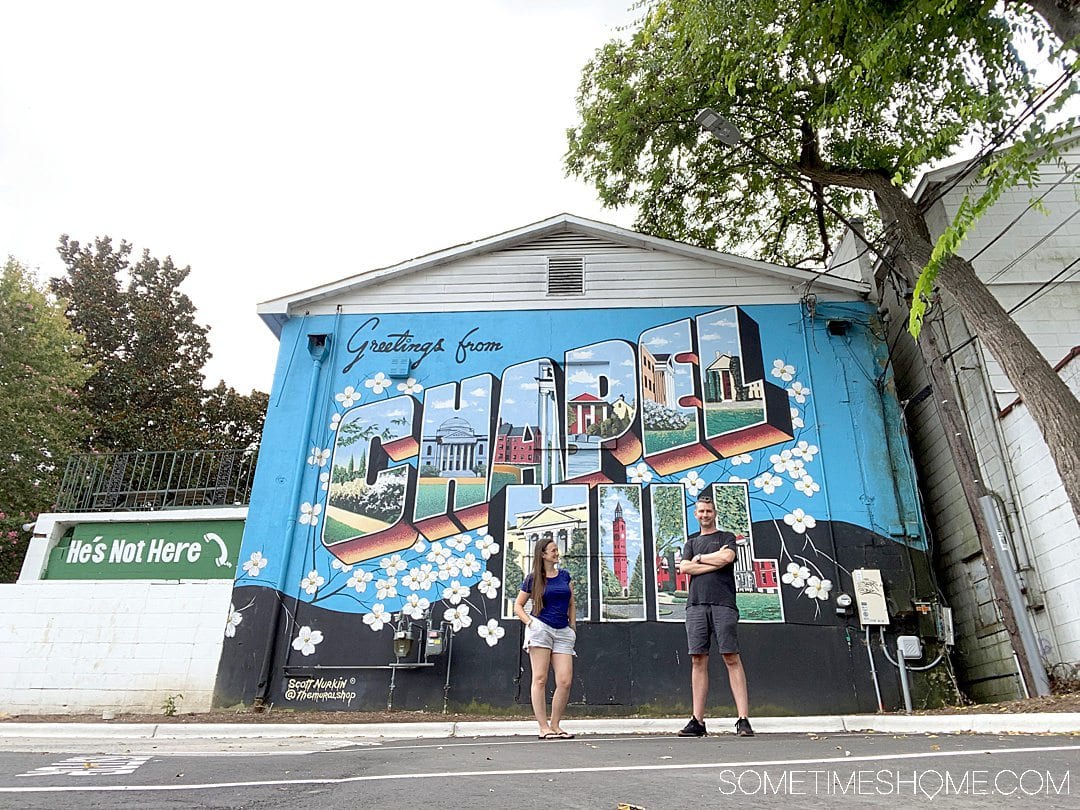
left=0, top=579, right=232, bottom=714
left=2, top=507, right=244, bottom=715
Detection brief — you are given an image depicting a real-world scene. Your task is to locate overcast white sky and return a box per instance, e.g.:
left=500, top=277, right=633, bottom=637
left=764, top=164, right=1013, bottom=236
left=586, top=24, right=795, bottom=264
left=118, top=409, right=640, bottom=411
left=1, top=1, right=639, bottom=394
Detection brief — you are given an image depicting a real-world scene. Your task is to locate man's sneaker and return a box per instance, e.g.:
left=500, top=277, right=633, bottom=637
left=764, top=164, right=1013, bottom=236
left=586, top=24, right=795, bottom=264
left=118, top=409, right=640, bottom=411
left=678, top=716, right=707, bottom=737
left=735, top=717, right=755, bottom=737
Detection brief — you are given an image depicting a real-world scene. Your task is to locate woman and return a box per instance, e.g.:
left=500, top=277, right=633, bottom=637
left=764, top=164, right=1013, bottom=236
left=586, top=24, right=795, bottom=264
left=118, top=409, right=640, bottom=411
left=514, top=537, right=576, bottom=739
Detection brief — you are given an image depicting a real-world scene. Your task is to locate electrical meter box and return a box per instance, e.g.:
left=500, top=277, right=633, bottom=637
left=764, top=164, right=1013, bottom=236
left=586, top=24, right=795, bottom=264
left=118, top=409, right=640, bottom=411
left=425, top=629, right=444, bottom=658
left=852, top=568, right=889, bottom=626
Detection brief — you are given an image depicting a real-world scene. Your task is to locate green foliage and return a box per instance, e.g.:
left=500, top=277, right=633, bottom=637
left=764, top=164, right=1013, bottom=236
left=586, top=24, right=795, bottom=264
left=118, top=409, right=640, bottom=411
left=0, top=258, right=92, bottom=581
left=567, top=0, right=1073, bottom=272
left=651, top=485, right=687, bottom=553
left=51, top=236, right=267, bottom=452
left=504, top=553, right=525, bottom=593
left=162, top=693, right=183, bottom=716
left=713, top=484, right=750, bottom=535
left=563, top=527, right=590, bottom=610
left=628, top=551, right=644, bottom=599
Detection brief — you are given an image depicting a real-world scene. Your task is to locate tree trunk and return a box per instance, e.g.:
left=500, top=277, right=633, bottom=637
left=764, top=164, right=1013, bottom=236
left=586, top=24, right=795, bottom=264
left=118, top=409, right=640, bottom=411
left=1022, top=0, right=1080, bottom=48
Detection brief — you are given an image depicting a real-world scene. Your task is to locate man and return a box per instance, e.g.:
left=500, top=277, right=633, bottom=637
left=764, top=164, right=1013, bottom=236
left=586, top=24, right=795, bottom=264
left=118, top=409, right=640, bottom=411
left=676, top=491, right=754, bottom=737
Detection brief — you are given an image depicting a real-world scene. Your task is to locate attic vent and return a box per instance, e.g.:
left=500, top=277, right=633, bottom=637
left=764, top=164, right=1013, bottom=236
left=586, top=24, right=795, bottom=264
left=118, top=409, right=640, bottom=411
left=547, top=257, right=585, bottom=296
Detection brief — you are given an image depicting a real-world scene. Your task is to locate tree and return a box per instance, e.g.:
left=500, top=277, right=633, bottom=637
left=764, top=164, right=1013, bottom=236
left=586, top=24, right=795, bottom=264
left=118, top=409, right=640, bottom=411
left=51, top=236, right=267, bottom=452
left=568, top=0, right=1080, bottom=694
left=566, top=0, right=1080, bottom=597
left=0, top=258, right=92, bottom=581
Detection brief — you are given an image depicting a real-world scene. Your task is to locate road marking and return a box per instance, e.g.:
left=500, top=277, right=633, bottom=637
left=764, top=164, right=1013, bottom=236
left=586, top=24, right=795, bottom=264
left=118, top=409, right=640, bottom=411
left=17, top=755, right=151, bottom=778
left=1, top=742, right=1077, bottom=792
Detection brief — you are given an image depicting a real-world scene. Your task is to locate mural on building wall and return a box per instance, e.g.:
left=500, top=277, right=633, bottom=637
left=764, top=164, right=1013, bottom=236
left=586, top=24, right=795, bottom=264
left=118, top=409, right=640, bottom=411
left=223, top=301, right=918, bottom=707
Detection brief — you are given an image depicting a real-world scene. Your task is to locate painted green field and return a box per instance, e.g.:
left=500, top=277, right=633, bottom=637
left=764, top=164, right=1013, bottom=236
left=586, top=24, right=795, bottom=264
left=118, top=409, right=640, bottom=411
left=644, top=424, right=698, bottom=454
left=415, top=482, right=487, bottom=519
left=705, top=406, right=763, bottom=436
left=323, top=515, right=361, bottom=543
left=736, top=591, right=783, bottom=621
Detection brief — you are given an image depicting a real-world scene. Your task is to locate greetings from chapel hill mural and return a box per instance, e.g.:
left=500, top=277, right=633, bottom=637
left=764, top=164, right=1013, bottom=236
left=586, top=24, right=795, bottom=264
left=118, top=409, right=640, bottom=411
left=229, top=303, right=905, bottom=657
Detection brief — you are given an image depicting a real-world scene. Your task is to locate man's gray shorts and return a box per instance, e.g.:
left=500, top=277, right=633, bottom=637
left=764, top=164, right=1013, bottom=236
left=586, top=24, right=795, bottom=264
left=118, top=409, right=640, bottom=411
left=685, top=604, right=740, bottom=655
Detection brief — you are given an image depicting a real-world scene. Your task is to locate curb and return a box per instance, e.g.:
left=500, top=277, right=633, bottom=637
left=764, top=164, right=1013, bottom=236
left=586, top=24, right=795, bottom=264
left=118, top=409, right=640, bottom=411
left=1, top=713, right=1078, bottom=740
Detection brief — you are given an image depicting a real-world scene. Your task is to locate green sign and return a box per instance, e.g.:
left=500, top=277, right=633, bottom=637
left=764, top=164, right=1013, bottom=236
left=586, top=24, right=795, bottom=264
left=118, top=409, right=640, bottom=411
left=43, top=520, right=245, bottom=580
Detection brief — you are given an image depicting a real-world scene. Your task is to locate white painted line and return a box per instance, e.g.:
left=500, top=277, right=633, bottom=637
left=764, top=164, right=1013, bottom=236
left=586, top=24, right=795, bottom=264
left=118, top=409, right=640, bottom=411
left=1, top=743, right=1077, bottom=793
left=17, top=756, right=151, bottom=778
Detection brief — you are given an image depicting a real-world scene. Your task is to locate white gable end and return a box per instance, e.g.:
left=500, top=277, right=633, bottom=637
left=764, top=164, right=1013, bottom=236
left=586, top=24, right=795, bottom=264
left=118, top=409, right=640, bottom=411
left=258, top=215, right=867, bottom=328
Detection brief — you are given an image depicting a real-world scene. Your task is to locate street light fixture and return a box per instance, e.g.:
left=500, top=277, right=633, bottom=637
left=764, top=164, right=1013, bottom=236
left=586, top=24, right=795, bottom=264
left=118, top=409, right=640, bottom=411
left=695, top=108, right=742, bottom=146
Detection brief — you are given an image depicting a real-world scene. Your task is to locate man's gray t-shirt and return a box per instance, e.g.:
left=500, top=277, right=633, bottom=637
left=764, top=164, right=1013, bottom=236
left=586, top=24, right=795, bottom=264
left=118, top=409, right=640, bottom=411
left=683, top=530, right=738, bottom=609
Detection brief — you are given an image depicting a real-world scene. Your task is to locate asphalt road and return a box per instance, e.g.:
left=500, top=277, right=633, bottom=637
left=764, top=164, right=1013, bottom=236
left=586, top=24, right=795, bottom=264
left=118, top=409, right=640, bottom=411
left=1, top=731, right=1078, bottom=808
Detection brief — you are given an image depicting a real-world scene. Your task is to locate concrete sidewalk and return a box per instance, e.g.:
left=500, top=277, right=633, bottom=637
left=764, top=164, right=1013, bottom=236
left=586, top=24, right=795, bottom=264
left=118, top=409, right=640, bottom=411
left=2, top=713, right=1079, bottom=740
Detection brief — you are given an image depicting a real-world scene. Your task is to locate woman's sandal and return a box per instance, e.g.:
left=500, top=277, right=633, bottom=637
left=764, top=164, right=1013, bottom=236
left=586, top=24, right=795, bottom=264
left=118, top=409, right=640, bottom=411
left=553, top=730, right=575, bottom=739
left=538, top=732, right=559, bottom=739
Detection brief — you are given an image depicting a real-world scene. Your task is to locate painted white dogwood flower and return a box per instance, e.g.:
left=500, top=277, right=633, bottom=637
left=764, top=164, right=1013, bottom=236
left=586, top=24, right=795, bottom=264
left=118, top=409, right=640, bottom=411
left=364, top=372, right=391, bottom=394
left=380, top=554, right=407, bottom=574
left=790, top=408, right=804, bottom=429
left=783, top=508, right=817, bottom=534
left=347, top=569, right=373, bottom=593
left=225, top=604, right=243, bottom=638
left=792, top=440, right=819, bottom=462
left=730, top=453, right=753, bottom=466
left=300, top=569, right=325, bottom=595
left=331, top=558, right=353, bottom=573
left=782, top=562, right=811, bottom=588
left=478, top=571, right=501, bottom=599
left=770, top=449, right=799, bottom=475
left=427, top=542, right=450, bottom=566
left=788, top=381, right=811, bottom=404
left=459, top=552, right=482, bottom=577
left=396, top=377, right=424, bottom=395
left=805, top=576, right=833, bottom=601
left=753, top=472, right=783, bottom=494
left=728, top=475, right=747, bottom=483
left=679, top=470, right=706, bottom=497
left=363, top=604, right=391, bottom=632
left=291, top=625, right=324, bottom=655
left=795, top=475, right=821, bottom=497
left=376, top=577, right=398, bottom=600
left=403, top=593, right=430, bottom=620
left=785, top=459, right=806, bottom=480
left=405, top=563, right=436, bottom=591
left=319, top=471, right=330, bottom=491
left=628, top=462, right=653, bottom=484
left=307, top=446, right=330, bottom=467
left=242, top=551, right=268, bottom=577
left=412, top=538, right=428, bottom=554
left=771, top=359, right=795, bottom=382
left=475, top=534, right=500, bottom=560
left=299, top=502, right=322, bottom=526
left=446, top=534, right=470, bottom=552
left=443, top=603, right=473, bottom=631
left=478, top=619, right=505, bottom=647
left=335, top=386, right=360, bottom=407
left=329, top=413, right=342, bottom=431
left=443, top=580, right=471, bottom=604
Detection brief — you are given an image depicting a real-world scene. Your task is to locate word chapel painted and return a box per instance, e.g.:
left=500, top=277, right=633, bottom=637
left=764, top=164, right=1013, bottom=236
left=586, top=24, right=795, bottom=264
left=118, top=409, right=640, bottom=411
left=226, top=303, right=924, bottom=665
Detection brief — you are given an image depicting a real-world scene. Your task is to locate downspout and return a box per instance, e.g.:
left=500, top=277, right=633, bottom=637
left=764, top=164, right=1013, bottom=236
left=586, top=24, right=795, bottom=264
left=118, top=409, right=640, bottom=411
left=253, top=328, right=333, bottom=711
